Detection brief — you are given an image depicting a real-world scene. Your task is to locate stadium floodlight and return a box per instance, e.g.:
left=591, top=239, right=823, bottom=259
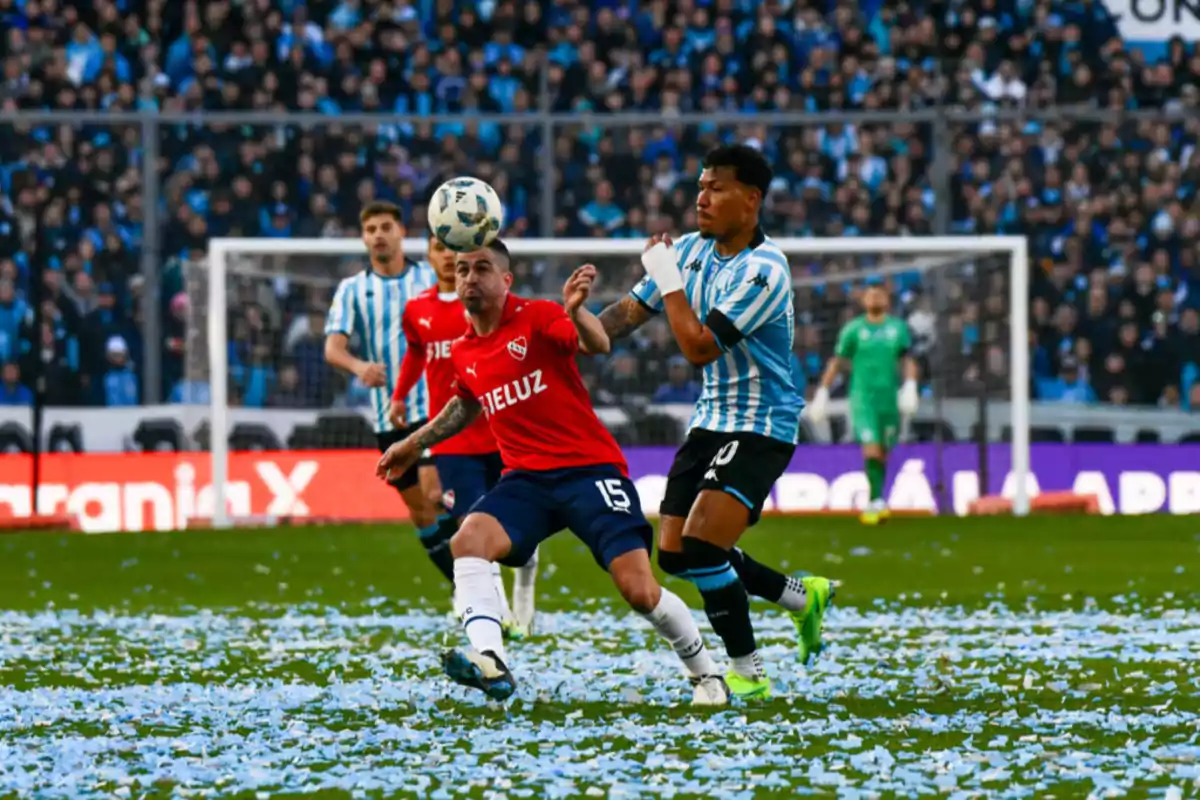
left=201, top=235, right=1029, bottom=528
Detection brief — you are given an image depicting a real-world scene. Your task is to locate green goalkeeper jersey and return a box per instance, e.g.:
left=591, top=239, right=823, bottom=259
left=834, top=314, right=912, bottom=408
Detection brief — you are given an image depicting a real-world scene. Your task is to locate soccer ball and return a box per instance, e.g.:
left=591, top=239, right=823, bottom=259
left=429, top=177, right=504, bottom=252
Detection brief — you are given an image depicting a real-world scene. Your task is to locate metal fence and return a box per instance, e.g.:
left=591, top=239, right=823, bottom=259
left=2, top=107, right=1194, bottom=403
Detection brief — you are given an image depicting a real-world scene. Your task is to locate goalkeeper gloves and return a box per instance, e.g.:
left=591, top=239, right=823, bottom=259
left=641, top=242, right=683, bottom=297
left=807, top=386, right=830, bottom=423
left=898, top=379, right=919, bottom=415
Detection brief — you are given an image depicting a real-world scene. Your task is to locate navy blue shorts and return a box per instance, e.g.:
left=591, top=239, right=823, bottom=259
left=471, top=465, right=653, bottom=570
left=435, top=452, right=504, bottom=520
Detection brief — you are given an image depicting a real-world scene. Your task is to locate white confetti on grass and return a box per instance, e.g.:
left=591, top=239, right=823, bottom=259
left=0, top=605, right=1197, bottom=798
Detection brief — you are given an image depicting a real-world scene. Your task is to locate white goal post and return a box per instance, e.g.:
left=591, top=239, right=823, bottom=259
left=205, top=235, right=1030, bottom=527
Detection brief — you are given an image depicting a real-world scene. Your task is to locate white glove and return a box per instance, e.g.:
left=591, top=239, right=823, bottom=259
left=641, top=242, right=683, bottom=296
left=898, top=379, right=919, bottom=415
left=807, top=386, right=830, bottom=423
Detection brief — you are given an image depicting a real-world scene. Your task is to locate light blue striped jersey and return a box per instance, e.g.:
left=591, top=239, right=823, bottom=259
left=631, top=231, right=803, bottom=444
left=325, top=260, right=437, bottom=432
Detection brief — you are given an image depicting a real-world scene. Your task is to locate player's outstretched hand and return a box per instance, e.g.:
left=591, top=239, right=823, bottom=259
left=387, top=399, right=407, bottom=429
left=563, top=265, right=597, bottom=314
left=357, top=362, right=388, bottom=388
left=377, top=437, right=421, bottom=482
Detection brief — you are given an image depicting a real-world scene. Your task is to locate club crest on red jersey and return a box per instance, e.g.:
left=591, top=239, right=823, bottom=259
left=507, top=336, right=528, bottom=361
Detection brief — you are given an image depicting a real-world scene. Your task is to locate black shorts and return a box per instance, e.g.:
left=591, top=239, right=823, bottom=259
left=660, top=429, right=795, bottom=526
left=376, top=423, right=435, bottom=492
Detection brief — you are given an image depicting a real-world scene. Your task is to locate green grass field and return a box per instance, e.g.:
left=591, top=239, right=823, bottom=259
left=2, top=516, right=1199, bottom=798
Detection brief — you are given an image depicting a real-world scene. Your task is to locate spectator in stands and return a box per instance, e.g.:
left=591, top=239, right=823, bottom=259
left=0, top=362, right=32, bottom=406
left=102, top=336, right=139, bottom=407
left=81, top=283, right=133, bottom=403
left=0, top=279, right=24, bottom=363
left=653, top=355, right=701, bottom=405
left=1094, top=352, right=1133, bottom=405
left=593, top=349, right=644, bottom=407
left=1037, top=355, right=1096, bottom=404
left=236, top=342, right=277, bottom=409
left=288, top=311, right=330, bottom=408
left=21, top=320, right=80, bottom=406
left=268, top=362, right=307, bottom=409
left=162, top=292, right=189, bottom=398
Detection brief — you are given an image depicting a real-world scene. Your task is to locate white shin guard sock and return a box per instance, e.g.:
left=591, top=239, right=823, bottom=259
left=641, top=587, right=717, bottom=678
left=454, top=557, right=506, bottom=662
left=512, top=546, right=538, bottom=630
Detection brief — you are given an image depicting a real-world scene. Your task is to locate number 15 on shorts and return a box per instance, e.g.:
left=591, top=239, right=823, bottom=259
left=595, top=479, right=632, bottom=514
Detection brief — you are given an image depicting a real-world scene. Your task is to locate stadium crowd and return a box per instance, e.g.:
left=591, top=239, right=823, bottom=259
left=1, top=0, right=1200, bottom=415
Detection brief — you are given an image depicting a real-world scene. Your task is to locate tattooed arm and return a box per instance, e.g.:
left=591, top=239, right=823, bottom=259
left=410, top=396, right=482, bottom=450
left=376, top=395, right=483, bottom=478
left=597, top=295, right=656, bottom=343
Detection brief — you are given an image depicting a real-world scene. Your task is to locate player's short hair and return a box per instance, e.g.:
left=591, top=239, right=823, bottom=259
left=359, top=201, right=404, bottom=224
left=486, top=239, right=511, bottom=269
left=702, top=144, right=773, bottom=197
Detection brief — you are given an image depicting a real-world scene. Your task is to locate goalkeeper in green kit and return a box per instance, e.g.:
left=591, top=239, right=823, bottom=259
left=807, top=285, right=920, bottom=525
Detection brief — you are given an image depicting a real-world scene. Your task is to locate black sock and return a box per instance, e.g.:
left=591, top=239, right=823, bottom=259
left=728, top=547, right=788, bottom=604
left=681, top=537, right=757, bottom=659
left=657, top=548, right=687, bottom=577
left=416, top=514, right=458, bottom=585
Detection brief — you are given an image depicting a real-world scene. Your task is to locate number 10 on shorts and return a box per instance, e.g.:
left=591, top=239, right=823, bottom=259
left=595, top=479, right=632, bottom=513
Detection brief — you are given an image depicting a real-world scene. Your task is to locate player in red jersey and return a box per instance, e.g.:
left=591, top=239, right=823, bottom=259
left=391, top=238, right=538, bottom=638
left=377, top=241, right=729, bottom=706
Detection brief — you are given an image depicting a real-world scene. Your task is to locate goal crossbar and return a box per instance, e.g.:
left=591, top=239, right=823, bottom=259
left=205, top=236, right=1030, bottom=525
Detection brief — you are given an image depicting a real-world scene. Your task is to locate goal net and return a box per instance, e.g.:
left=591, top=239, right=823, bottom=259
left=195, top=236, right=1029, bottom=527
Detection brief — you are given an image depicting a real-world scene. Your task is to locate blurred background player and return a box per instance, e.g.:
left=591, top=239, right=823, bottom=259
left=324, top=202, right=447, bottom=579
left=569, top=145, right=833, bottom=698
left=808, top=284, right=920, bottom=526
left=378, top=242, right=729, bottom=707
left=392, top=237, right=539, bottom=638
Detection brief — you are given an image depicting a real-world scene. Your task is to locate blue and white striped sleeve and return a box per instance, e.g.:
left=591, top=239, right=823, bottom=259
left=629, top=274, right=663, bottom=314
left=325, top=278, right=357, bottom=336
left=707, top=252, right=791, bottom=351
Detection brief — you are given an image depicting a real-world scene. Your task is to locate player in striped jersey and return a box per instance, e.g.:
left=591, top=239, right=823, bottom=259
left=324, top=201, right=451, bottom=583
left=566, top=145, right=834, bottom=698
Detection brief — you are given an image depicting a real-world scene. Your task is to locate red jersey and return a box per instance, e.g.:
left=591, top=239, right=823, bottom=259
left=394, top=287, right=498, bottom=456
left=451, top=295, right=627, bottom=474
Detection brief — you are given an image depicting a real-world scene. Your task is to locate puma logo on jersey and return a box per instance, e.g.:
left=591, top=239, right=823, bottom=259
left=418, top=317, right=433, bottom=329
left=466, top=364, right=477, bottom=377
left=478, top=369, right=547, bottom=416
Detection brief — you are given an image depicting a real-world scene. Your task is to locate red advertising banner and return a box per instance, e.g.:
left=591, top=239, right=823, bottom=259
left=0, top=451, right=410, bottom=532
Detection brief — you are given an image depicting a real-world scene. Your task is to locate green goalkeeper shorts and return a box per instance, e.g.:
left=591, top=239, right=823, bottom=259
left=849, top=401, right=900, bottom=450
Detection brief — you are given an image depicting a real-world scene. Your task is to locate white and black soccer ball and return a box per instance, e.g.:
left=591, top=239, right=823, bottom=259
left=429, top=177, right=504, bottom=252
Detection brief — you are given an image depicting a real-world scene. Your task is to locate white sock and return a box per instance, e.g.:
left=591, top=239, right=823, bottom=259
left=640, top=587, right=717, bottom=678
left=776, top=575, right=809, bottom=613
left=512, top=546, right=538, bottom=630
left=491, top=562, right=514, bottom=622
left=454, top=557, right=506, bottom=662
left=732, top=652, right=765, bottom=681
